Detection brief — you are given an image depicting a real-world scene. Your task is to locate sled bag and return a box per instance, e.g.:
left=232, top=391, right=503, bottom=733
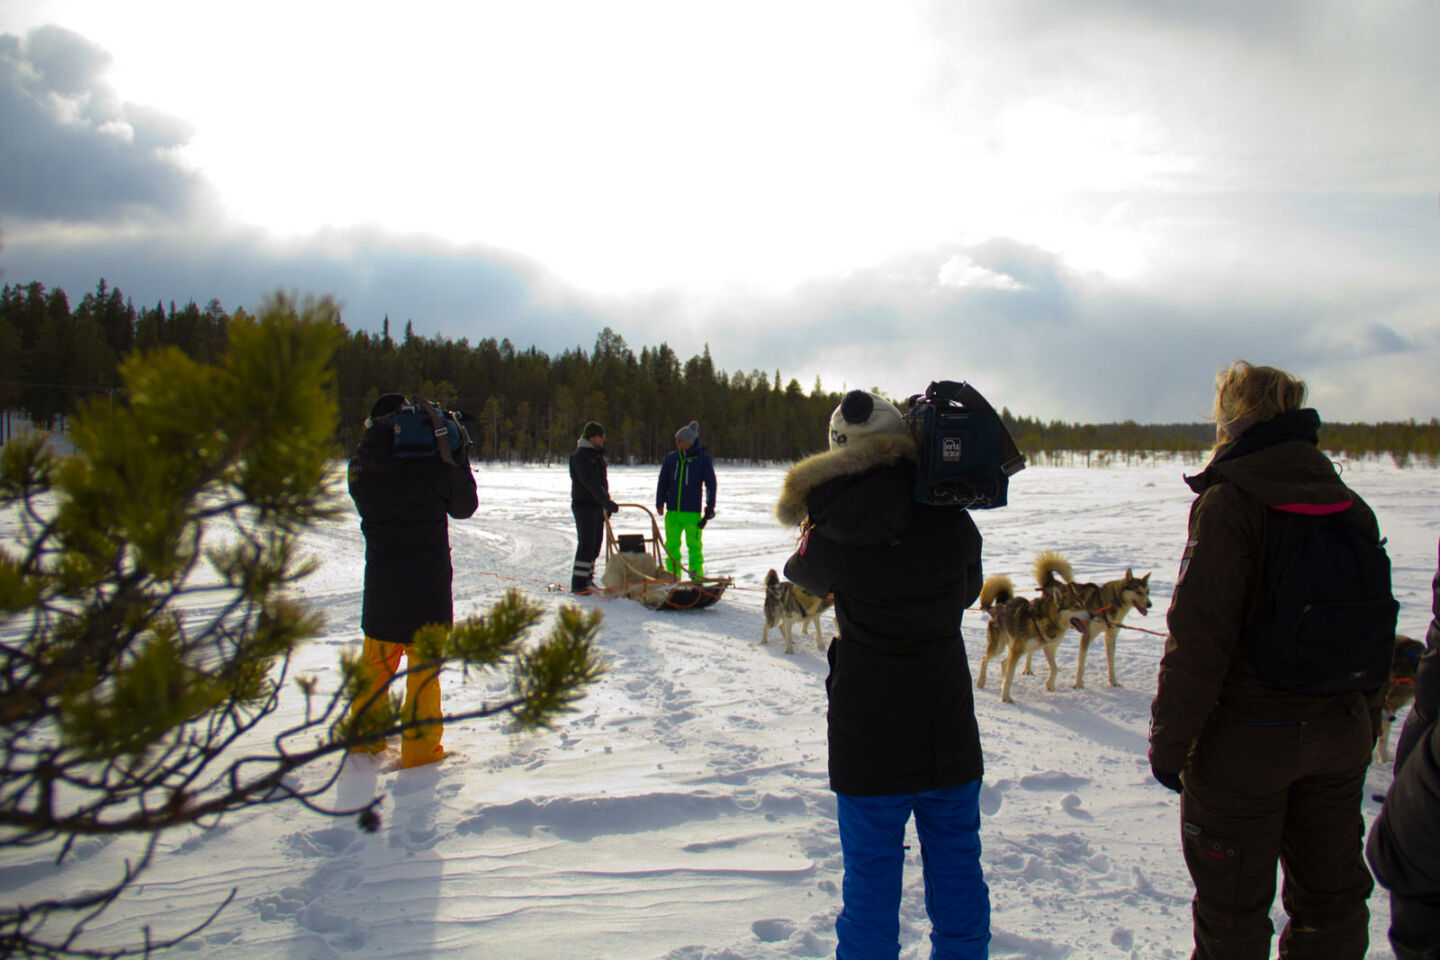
left=903, top=381, right=1026, bottom=509
left=1241, top=505, right=1399, bottom=694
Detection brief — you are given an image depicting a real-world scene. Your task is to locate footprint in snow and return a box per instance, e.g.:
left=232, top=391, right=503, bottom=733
left=980, top=778, right=1014, bottom=816
left=1019, top=770, right=1092, bottom=792
left=752, top=919, right=795, bottom=942
left=1061, top=793, right=1093, bottom=821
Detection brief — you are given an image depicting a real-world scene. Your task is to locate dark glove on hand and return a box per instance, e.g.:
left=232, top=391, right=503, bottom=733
left=1151, top=763, right=1183, bottom=794
left=700, top=506, right=715, bottom=529
left=656, top=503, right=665, bottom=516
left=605, top=500, right=619, bottom=516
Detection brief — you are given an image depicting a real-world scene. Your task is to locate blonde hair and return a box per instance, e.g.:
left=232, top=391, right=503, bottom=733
left=1211, top=361, right=1306, bottom=447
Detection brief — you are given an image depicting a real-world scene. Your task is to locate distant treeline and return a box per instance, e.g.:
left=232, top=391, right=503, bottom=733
left=1002, top=407, right=1440, bottom=467
left=3, top=279, right=1438, bottom=465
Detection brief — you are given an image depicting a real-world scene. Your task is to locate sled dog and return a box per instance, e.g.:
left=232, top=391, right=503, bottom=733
left=1377, top=635, right=1425, bottom=762
left=977, top=552, right=1090, bottom=703
left=762, top=569, right=832, bottom=655
left=1064, top=568, right=1152, bottom=689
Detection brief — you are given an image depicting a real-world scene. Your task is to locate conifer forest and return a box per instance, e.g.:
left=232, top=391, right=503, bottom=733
left=3, top=279, right=1438, bottom=465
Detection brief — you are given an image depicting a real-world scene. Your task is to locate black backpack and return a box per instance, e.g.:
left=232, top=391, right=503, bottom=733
left=1241, top=504, right=1399, bottom=694
left=902, top=381, right=1026, bottom=509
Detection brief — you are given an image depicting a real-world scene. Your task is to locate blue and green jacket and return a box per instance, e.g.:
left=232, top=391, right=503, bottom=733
left=656, top=441, right=717, bottom=514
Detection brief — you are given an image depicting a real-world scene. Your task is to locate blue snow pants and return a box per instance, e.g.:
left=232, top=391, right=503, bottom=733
left=834, top=780, right=990, bottom=960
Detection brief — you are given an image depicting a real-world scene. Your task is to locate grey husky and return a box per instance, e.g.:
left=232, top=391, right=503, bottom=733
left=763, top=569, right=832, bottom=654
left=1065, top=568, right=1152, bottom=689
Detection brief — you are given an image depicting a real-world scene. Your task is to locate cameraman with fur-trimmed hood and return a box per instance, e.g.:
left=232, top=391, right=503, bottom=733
left=777, top=390, right=990, bottom=959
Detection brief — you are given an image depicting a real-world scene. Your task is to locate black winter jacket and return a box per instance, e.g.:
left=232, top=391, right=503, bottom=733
left=778, top=433, right=984, bottom=796
left=1367, top=543, right=1440, bottom=952
left=570, top=440, right=612, bottom=508
left=349, top=423, right=479, bottom=644
left=1399, top=551, right=1440, bottom=766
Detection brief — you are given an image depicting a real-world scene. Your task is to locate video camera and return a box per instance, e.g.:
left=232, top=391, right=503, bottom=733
left=387, top=399, right=471, bottom=461
left=903, top=381, right=1025, bottom=509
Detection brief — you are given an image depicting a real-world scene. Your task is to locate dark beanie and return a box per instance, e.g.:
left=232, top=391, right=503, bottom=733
left=368, top=393, right=406, bottom=421
left=583, top=421, right=605, bottom=439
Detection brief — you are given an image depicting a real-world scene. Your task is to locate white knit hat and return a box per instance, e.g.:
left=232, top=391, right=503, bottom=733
left=828, top=390, right=906, bottom=450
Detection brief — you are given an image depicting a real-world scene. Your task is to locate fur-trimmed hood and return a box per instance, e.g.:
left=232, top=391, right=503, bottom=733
left=775, top=433, right=917, bottom=527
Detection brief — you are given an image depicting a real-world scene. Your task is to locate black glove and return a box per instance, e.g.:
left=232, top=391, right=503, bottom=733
left=605, top=499, right=619, bottom=516
left=700, top=506, right=715, bottom=529
left=1151, top=763, right=1183, bottom=794
left=656, top=503, right=665, bottom=516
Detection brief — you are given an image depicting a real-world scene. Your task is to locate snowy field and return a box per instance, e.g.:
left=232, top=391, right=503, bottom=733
left=4, top=456, right=1437, bottom=959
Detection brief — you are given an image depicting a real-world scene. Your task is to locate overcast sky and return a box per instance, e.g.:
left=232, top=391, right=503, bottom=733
left=2, top=0, right=1437, bottom=423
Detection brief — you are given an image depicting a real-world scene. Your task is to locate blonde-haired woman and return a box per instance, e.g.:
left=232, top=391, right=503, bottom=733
left=1210, top=361, right=1309, bottom=447
left=1149, top=361, right=1395, bottom=959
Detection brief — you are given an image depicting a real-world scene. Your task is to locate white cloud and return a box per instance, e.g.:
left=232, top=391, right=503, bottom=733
left=4, top=3, right=1440, bottom=424
left=936, top=254, right=1028, bottom=291
left=0, top=24, right=199, bottom=222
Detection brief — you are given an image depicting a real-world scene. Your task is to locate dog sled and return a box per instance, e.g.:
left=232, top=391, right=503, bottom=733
left=601, top=504, right=731, bottom=610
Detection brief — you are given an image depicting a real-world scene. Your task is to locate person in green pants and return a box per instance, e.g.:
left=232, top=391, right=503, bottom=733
left=656, top=420, right=717, bottom=579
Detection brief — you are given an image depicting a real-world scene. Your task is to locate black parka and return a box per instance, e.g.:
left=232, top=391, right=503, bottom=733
left=349, top=423, right=479, bottom=645
left=570, top=440, right=612, bottom=507
left=778, top=432, right=984, bottom=796
left=1367, top=549, right=1440, bottom=956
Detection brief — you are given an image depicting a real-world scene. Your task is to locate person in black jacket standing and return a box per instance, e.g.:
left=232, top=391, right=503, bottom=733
left=1368, top=536, right=1440, bottom=960
left=570, top=420, right=618, bottom=594
left=348, top=394, right=479, bottom=769
left=777, top=390, right=990, bottom=960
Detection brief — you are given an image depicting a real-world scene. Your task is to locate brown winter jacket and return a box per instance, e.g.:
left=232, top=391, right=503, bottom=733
left=1148, top=411, right=1386, bottom=774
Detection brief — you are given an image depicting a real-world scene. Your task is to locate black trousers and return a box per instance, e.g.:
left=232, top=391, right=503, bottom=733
left=1181, top=708, right=1375, bottom=960
left=571, top=502, right=605, bottom=592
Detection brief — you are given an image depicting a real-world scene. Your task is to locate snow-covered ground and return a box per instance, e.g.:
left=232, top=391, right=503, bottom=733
left=5, top=456, right=1436, bottom=959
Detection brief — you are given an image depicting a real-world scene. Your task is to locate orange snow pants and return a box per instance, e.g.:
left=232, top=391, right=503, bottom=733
left=349, top=636, right=445, bottom=769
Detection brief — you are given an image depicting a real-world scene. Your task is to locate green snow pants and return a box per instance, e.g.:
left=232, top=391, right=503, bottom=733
left=663, top=509, right=704, bottom=579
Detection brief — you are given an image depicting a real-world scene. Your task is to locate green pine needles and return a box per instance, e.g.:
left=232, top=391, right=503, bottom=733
left=0, top=293, right=605, bottom=959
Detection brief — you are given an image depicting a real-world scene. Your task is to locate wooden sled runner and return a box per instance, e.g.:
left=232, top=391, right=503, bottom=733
left=601, top=504, right=731, bottom=610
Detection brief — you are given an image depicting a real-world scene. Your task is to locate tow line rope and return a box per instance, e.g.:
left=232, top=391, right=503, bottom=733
left=473, top=570, right=1170, bottom=635
left=473, top=569, right=757, bottom=600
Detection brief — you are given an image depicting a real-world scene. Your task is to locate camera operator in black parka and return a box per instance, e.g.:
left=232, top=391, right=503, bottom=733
left=347, top=393, right=478, bottom=768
